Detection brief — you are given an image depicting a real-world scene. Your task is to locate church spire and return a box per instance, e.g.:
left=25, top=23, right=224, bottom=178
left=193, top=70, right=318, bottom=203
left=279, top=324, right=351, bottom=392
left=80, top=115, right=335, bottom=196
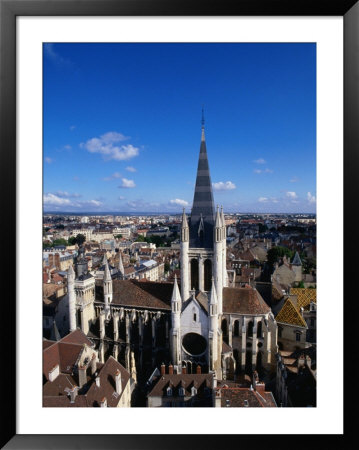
left=189, top=110, right=215, bottom=248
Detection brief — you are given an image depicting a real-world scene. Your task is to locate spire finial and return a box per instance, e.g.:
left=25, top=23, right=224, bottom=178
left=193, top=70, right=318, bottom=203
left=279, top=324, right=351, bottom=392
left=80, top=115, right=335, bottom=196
left=201, top=106, right=205, bottom=142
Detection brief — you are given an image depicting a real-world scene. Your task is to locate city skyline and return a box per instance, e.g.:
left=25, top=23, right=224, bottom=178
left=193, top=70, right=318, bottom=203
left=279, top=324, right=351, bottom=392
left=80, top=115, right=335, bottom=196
left=44, top=43, right=316, bottom=214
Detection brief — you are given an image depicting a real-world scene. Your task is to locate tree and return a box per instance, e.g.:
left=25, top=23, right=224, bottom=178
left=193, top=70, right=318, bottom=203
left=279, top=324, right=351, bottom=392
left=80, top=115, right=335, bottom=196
left=68, top=236, right=77, bottom=246
left=115, top=234, right=123, bottom=239
left=267, top=246, right=294, bottom=267
left=76, top=234, right=86, bottom=246
left=136, top=234, right=145, bottom=242
left=164, top=262, right=170, bottom=273
left=52, top=238, right=68, bottom=247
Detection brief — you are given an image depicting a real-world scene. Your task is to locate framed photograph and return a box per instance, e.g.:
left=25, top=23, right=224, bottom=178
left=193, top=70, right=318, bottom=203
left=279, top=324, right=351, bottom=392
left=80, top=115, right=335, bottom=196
left=1, top=0, right=357, bottom=448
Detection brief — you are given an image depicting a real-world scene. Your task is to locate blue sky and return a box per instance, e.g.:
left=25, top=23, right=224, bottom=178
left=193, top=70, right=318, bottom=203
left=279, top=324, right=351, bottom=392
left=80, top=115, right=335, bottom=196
left=43, top=43, right=316, bottom=214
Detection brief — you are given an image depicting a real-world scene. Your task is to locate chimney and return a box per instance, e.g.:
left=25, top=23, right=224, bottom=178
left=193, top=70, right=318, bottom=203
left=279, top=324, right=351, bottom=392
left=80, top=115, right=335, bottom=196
left=252, top=370, right=259, bottom=390
left=78, top=366, right=87, bottom=388
left=66, top=386, right=78, bottom=403
left=48, top=364, right=60, bottom=382
left=182, top=366, right=187, bottom=374
left=168, top=364, right=174, bottom=375
left=160, top=363, right=165, bottom=376
left=298, top=354, right=305, bottom=368
left=196, top=365, right=201, bottom=374
left=100, top=397, right=107, bottom=407
left=115, top=369, right=122, bottom=395
left=95, top=376, right=101, bottom=387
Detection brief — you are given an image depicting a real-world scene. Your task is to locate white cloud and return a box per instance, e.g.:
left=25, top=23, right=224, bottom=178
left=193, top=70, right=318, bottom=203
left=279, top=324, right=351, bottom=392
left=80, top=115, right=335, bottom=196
left=169, top=199, right=189, bottom=207
left=253, top=158, right=266, bottom=164
left=44, top=193, right=72, bottom=206
left=64, top=145, right=71, bottom=150
left=126, top=166, right=136, bottom=172
left=103, top=172, right=122, bottom=181
left=258, top=197, right=268, bottom=202
left=254, top=168, right=273, bottom=174
left=70, top=125, right=76, bottom=131
left=45, top=157, right=53, bottom=164
left=80, top=131, right=139, bottom=161
left=290, top=176, right=299, bottom=182
left=44, top=44, right=71, bottom=66
left=119, top=178, right=136, bottom=189
left=118, top=196, right=125, bottom=200
left=212, top=181, right=236, bottom=191
left=307, top=192, right=316, bottom=204
left=286, top=191, right=297, bottom=199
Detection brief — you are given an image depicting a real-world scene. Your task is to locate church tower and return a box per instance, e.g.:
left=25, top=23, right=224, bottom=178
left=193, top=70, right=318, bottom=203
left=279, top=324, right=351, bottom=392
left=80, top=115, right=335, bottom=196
left=175, top=112, right=224, bottom=376
left=73, top=245, right=96, bottom=334
left=103, top=255, right=113, bottom=318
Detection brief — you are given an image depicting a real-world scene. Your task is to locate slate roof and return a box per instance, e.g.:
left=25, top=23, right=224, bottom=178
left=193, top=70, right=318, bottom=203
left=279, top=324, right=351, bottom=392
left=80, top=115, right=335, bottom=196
left=223, top=287, right=270, bottom=315
left=290, top=288, right=316, bottom=310
left=275, top=298, right=307, bottom=327
left=291, top=251, right=302, bottom=266
left=189, top=126, right=215, bottom=249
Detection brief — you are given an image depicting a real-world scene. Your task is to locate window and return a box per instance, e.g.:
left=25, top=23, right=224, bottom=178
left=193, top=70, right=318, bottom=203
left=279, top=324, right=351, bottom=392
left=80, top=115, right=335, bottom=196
left=295, top=332, right=301, bottom=342
left=179, top=387, right=185, bottom=397
left=278, top=326, right=282, bottom=338
left=193, top=313, right=197, bottom=322
left=167, top=387, right=172, bottom=397
left=191, top=386, right=197, bottom=397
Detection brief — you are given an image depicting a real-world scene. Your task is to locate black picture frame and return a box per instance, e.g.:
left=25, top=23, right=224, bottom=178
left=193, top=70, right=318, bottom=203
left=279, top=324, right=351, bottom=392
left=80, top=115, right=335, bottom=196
left=1, top=0, right=357, bottom=448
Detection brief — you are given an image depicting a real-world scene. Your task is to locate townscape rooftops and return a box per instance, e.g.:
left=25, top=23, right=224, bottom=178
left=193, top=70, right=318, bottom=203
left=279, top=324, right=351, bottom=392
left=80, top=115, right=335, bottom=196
left=223, top=287, right=271, bottom=315
left=148, top=373, right=213, bottom=397
left=217, top=382, right=276, bottom=407
left=290, top=288, right=316, bottom=310
left=85, top=356, right=130, bottom=407
left=275, top=298, right=307, bottom=327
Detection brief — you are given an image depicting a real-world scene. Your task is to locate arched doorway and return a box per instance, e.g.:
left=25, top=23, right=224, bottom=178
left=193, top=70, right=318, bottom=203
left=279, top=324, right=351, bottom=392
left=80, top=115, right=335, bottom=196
left=204, top=259, right=212, bottom=291
left=190, top=259, right=199, bottom=291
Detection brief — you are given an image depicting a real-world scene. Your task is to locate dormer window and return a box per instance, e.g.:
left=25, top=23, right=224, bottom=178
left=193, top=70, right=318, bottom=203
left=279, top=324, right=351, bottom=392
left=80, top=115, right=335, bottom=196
left=191, top=386, right=197, bottom=397
left=193, top=313, right=197, bottom=322
left=166, top=387, right=172, bottom=397
left=179, top=387, right=185, bottom=397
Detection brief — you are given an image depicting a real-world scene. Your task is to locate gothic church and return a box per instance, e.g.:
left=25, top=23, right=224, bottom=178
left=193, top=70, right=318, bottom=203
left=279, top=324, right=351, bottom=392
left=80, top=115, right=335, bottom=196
left=67, top=119, right=278, bottom=381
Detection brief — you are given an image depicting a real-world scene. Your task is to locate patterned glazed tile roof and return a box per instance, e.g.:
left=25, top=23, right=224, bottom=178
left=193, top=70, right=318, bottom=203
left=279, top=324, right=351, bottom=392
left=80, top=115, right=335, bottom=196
left=275, top=298, right=307, bottom=327
left=290, top=288, right=316, bottom=310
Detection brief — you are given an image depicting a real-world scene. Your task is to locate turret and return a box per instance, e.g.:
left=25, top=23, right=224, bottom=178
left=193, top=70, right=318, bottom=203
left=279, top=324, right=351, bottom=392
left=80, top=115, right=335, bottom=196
left=171, top=275, right=181, bottom=330
left=103, top=255, right=113, bottom=312
left=171, top=275, right=182, bottom=366
left=208, top=278, right=219, bottom=370
left=221, top=206, right=228, bottom=287
left=180, top=208, right=190, bottom=301
left=214, top=205, right=223, bottom=314
left=67, top=264, right=77, bottom=332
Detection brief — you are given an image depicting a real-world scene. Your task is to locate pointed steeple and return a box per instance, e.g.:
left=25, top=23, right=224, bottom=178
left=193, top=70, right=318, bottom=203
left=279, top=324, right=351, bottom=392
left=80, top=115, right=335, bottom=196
left=292, top=251, right=302, bottom=266
left=181, top=208, right=189, bottom=242
left=171, top=274, right=181, bottom=304
left=118, top=251, right=124, bottom=279
left=214, top=205, right=222, bottom=243
left=104, top=257, right=111, bottom=282
left=189, top=112, right=215, bottom=248
left=209, top=277, right=217, bottom=306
